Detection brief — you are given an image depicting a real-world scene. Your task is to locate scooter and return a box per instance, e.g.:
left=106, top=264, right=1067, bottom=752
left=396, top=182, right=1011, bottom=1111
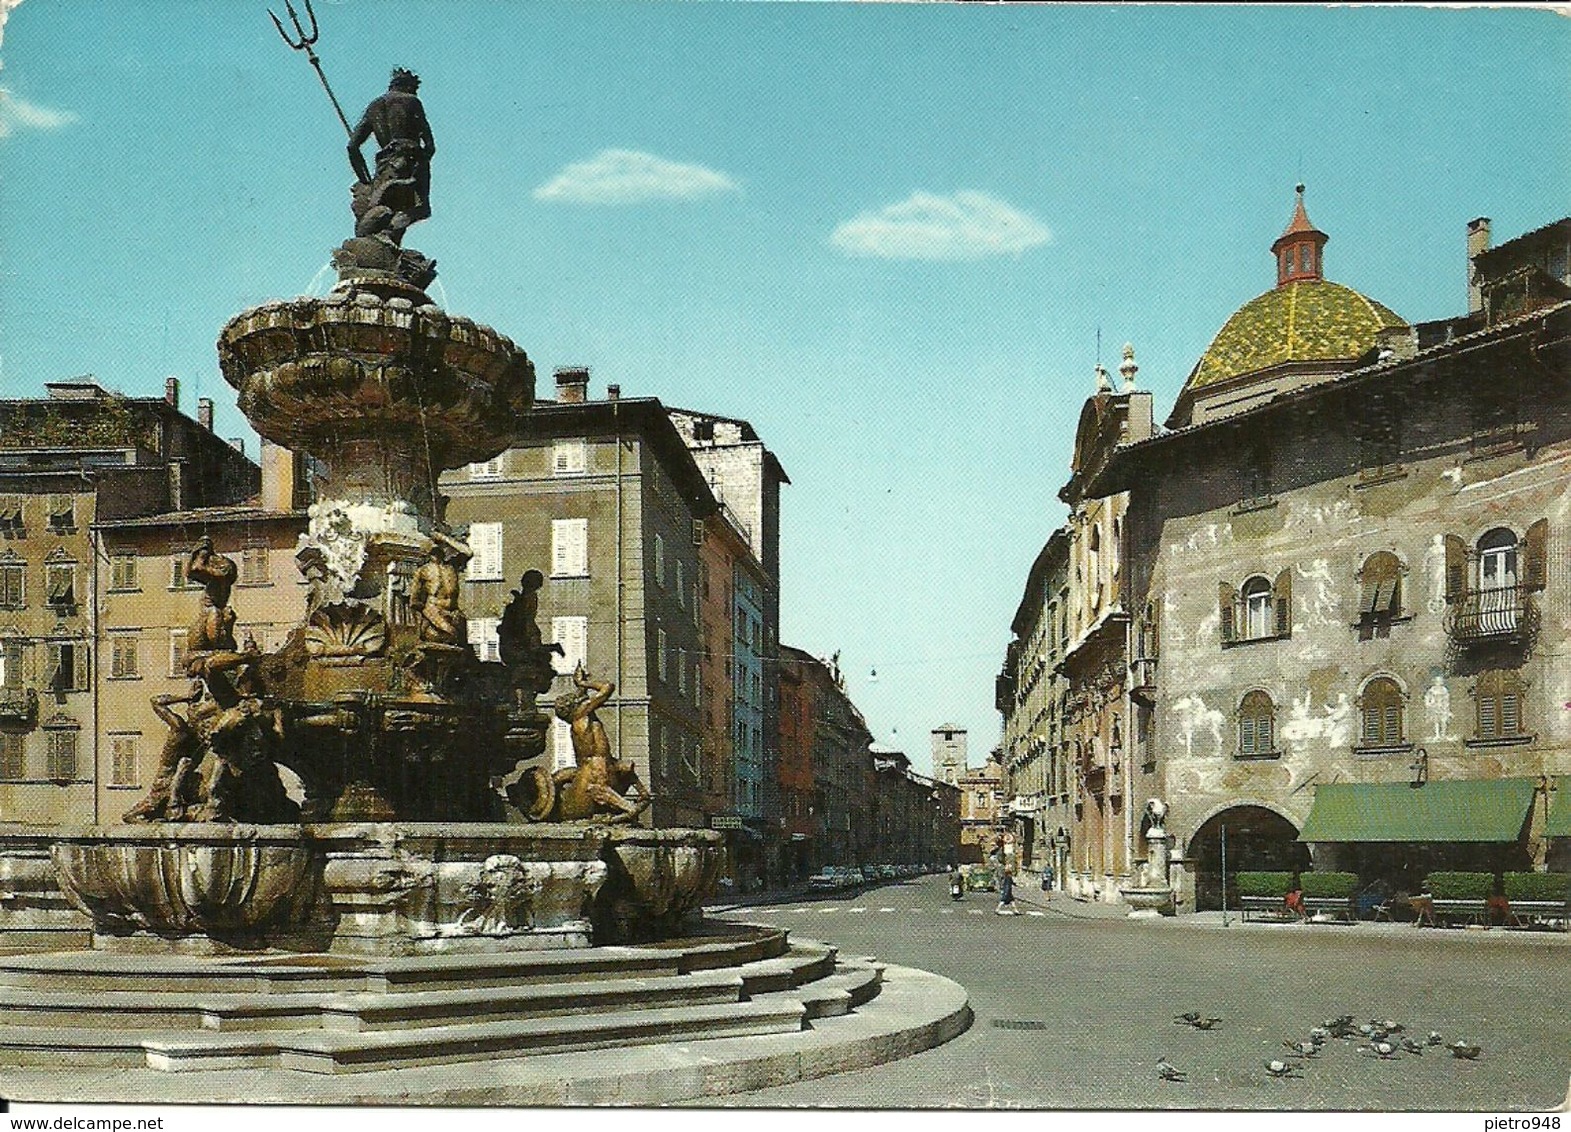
left=949, top=875, right=964, bottom=900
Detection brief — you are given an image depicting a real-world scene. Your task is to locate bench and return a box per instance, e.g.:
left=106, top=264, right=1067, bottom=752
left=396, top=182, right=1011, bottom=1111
left=1427, top=898, right=1486, bottom=926
left=1301, top=896, right=1354, bottom=923
left=1238, top=895, right=1290, bottom=922
left=1506, top=900, right=1570, bottom=931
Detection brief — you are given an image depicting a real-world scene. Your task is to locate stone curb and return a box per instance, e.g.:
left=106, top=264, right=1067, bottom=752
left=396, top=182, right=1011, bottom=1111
left=0, top=962, right=972, bottom=1106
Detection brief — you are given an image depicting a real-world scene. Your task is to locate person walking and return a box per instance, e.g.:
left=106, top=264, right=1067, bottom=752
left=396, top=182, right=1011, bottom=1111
left=996, top=868, right=1020, bottom=915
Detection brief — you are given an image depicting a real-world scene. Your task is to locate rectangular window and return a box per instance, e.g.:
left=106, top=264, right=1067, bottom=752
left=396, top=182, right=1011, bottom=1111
left=550, top=615, right=587, bottom=675
left=0, top=639, right=20, bottom=689
left=550, top=518, right=588, bottom=577
left=110, top=552, right=139, bottom=591
left=45, top=564, right=77, bottom=610
left=467, top=617, right=500, bottom=663
left=240, top=545, right=270, bottom=586
left=676, top=650, right=687, bottom=697
left=0, top=498, right=23, bottom=536
left=47, top=642, right=87, bottom=692
left=169, top=630, right=189, bottom=679
left=110, top=734, right=139, bottom=787
left=552, top=440, right=586, bottom=477
left=657, top=627, right=669, bottom=683
left=675, top=559, right=685, bottom=608
left=170, top=555, right=190, bottom=590
left=467, top=522, right=504, bottom=581
left=654, top=532, right=666, bottom=587
left=47, top=495, right=75, bottom=532
left=109, top=635, right=140, bottom=679
left=0, top=733, right=23, bottom=781
left=46, top=728, right=78, bottom=780
left=0, top=562, right=22, bottom=608
left=469, top=455, right=504, bottom=480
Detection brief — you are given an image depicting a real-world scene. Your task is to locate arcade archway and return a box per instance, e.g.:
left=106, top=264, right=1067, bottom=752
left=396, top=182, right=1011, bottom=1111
left=1189, top=805, right=1311, bottom=911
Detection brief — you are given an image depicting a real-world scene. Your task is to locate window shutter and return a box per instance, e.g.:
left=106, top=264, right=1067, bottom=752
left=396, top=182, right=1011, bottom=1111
left=1523, top=518, right=1548, bottom=591
left=1383, top=703, right=1400, bottom=745
left=1218, top=582, right=1237, bottom=643
left=1444, top=534, right=1468, bottom=600
left=1261, top=708, right=1273, bottom=753
left=1240, top=714, right=1255, bottom=755
left=1273, top=568, right=1292, bottom=637
left=1502, top=691, right=1520, bottom=737
left=1478, top=694, right=1496, bottom=739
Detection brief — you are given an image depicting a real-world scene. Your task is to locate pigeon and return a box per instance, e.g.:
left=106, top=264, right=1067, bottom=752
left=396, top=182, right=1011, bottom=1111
left=1358, top=1023, right=1377, bottom=1038
left=1448, top=1040, right=1482, bottom=1060
left=1308, top=1027, right=1331, bottom=1044
left=1264, top=1059, right=1302, bottom=1079
left=1283, top=1040, right=1320, bottom=1058
left=1173, top=1012, right=1201, bottom=1026
left=1400, top=1037, right=1425, bottom=1056
left=1157, top=1057, right=1187, bottom=1082
left=1189, top=1016, right=1222, bottom=1031
left=1427, top=1031, right=1444, bottom=1047
left=1382, top=1020, right=1406, bottom=1034
left=1358, top=1041, right=1400, bottom=1060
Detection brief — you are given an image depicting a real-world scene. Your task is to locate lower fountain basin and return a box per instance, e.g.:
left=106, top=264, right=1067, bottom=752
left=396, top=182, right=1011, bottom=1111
left=14, top=824, right=724, bottom=955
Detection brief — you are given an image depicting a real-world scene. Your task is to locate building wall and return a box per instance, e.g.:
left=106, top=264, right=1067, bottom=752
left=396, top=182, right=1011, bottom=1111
left=441, top=418, right=710, bottom=830
left=0, top=482, right=97, bottom=827
left=1133, top=351, right=1571, bottom=908
left=931, top=726, right=967, bottom=785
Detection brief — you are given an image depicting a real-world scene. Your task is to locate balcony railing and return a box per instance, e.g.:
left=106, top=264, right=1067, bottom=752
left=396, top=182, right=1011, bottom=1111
left=1130, top=657, right=1157, bottom=702
left=1446, top=585, right=1532, bottom=643
left=0, top=686, right=38, bottom=724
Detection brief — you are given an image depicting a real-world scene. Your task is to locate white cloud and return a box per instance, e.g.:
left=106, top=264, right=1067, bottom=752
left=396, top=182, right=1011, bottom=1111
left=0, top=89, right=78, bottom=137
left=533, top=148, right=739, bottom=205
left=830, top=190, right=1051, bottom=261
left=0, top=1, right=79, bottom=138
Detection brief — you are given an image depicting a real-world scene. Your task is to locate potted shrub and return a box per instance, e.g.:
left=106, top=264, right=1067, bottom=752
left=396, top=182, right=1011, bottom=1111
left=1299, top=872, right=1357, bottom=900
left=1234, top=871, right=1294, bottom=899
left=1504, top=872, right=1571, bottom=903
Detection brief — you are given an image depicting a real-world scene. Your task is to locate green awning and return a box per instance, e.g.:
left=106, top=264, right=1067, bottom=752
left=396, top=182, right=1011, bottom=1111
left=1298, top=778, right=1538, bottom=843
left=1544, top=777, right=1571, bottom=839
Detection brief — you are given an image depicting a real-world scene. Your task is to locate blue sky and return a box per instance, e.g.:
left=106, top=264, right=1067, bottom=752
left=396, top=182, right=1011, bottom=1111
left=2, top=2, right=1568, bottom=774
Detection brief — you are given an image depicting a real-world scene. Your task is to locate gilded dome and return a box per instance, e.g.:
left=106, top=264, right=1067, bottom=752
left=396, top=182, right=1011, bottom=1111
left=1187, top=278, right=1407, bottom=390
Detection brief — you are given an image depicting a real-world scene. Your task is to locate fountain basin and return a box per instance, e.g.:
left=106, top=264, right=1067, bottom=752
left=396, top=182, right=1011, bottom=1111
left=216, top=291, right=534, bottom=472
left=8, top=824, right=723, bottom=955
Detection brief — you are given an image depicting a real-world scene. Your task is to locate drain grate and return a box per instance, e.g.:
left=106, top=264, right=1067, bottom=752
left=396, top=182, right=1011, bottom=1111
left=992, top=1018, right=1048, bottom=1031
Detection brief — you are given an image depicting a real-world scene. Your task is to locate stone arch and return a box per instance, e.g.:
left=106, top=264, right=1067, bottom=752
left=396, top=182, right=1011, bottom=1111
left=1187, top=801, right=1310, bottom=912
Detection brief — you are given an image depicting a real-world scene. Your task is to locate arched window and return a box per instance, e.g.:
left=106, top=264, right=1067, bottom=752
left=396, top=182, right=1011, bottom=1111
left=1475, top=669, right=1526, bottom=740
left=1239, top=691, right=1276, bottom=757
left=1477, top=528, right=1517, bottom=591
left=1242, top=576, right=1273, bottom=639
left=1360, top=677, right=1405, bottom=747
left=1357, top=551, right=1403, bottom=638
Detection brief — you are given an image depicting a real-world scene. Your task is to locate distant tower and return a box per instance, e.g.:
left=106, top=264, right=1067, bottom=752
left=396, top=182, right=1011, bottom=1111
left=931, top=725, right=968, bottom=785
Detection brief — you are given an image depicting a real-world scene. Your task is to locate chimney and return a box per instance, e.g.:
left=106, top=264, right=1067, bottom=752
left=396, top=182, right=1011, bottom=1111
left=165, top=376, right=180, bottom=408
left=198, top=397, right=215, bottom=431
left=554, top=367, right=590, bottom=403
left=1467, top=217, right=1492, bottom=314
left=228, top=437, right=246, bottom=456
left=606, top=384, right=621, bottom=401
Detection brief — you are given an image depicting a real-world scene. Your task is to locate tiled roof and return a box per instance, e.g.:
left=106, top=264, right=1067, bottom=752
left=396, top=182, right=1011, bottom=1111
left=1186, top=279, right=1407, bottom=390
left=93, top=504, right=303, bottom=529
left=1103, top=298, right=1571, bottom=465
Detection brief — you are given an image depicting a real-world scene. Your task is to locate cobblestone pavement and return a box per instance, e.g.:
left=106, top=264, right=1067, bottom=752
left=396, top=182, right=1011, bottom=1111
left=706, top=874, right=1571, bottom=1111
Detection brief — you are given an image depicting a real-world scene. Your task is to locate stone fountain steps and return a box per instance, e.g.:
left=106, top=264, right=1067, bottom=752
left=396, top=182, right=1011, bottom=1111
left=0, top=928, right=868, bottom=1076
left=0, top=969, right=752, bottom=1033
left=0, top=997, right=811, bottom=1074
left=0, top=927, right=789, bottom=995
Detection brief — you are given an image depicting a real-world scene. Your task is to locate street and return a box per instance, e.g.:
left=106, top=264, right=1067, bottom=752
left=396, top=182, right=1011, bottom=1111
left=709, top=873, right=1571, bottom=1111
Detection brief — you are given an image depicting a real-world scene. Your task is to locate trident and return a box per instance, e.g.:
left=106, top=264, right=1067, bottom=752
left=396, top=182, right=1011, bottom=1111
left=269, top=0, right=358, bottom=141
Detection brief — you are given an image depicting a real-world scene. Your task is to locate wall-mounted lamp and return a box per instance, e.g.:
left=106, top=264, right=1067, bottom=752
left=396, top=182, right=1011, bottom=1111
left=1409, top=747, right=1428, bottom=788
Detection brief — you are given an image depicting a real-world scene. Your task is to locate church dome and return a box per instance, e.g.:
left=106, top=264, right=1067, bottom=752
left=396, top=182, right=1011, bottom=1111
left=1187, top=278, right=1407, bottom=390
left=1173, top=186, right=1408, bottom=423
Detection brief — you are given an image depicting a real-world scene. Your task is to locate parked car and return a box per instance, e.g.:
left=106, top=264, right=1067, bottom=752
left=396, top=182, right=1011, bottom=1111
left=807, top=868, right=840, bottom=891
